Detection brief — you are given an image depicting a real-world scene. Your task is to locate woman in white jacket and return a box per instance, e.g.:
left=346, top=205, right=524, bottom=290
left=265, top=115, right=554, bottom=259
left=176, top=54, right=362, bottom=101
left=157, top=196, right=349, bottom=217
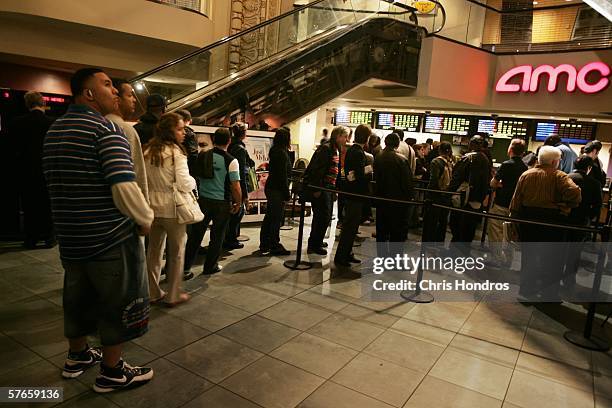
left=144, top=112, right=196, bottom=306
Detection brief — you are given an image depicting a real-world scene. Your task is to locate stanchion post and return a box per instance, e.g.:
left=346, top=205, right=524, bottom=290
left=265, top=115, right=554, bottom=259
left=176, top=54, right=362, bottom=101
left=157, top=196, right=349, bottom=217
left=401, top=199, right=434, bottom=304
left=280, top=194, right=293, bottom=231
left=480, top=189, right=493, bottom=247
left=564, top=224, right=610, bottom=351
left=284, top=195, right=313, bottom=270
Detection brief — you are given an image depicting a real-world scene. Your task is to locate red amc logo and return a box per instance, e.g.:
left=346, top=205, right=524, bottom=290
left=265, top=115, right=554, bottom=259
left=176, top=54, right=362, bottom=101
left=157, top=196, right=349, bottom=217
left=496, top=62, right=610, bottom=94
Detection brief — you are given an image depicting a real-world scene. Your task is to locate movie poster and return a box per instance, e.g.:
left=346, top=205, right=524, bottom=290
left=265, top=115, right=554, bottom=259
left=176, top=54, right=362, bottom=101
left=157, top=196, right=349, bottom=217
left=245, top=136, right=273, bottom=202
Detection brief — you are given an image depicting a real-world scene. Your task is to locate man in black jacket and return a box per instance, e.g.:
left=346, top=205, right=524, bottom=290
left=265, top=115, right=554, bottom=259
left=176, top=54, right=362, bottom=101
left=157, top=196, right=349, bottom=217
left=373, top=133, right=414, bottom=246
left=225, top=123, right=255, bottom=249
left=449, top=135, right=490, bottom=254
left=134, top=94, right=165, bottom=145
left=177, top=109, right=198, bottom=174
left=334, top=125, right=371, bottom=267
left=564, top=155, right=603, bottom=292
left=583, top=140, right=607, bottom=188
left=13, top=91, right=56, bottom=248
left=260, top=128, right=292, bottom=255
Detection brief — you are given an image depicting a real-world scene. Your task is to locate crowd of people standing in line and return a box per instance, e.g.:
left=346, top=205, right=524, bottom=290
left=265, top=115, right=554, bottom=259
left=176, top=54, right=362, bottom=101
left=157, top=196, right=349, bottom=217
left=303, top=124, right=608, bottom=299
left=11, top=65, right=610, bottom=393
left=15, top=67, right=297, bottom=393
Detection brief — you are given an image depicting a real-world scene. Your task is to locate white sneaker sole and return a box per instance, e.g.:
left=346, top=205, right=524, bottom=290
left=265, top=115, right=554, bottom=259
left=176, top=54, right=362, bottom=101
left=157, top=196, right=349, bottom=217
left=93, top=369, right=154, bottom=393
left=62, top=370, right=84, bottom=379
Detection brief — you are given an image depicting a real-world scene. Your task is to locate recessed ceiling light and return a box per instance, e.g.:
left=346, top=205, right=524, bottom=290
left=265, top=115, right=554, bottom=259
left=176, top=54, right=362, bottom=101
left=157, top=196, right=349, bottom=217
left=532, top=1, right=538, bottom=4
left=592, top=118, right=597, bottom=121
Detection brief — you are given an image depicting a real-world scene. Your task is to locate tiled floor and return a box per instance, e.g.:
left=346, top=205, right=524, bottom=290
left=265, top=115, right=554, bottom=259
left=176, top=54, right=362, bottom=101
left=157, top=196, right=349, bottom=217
left=1, top=220, right=612, bottom=408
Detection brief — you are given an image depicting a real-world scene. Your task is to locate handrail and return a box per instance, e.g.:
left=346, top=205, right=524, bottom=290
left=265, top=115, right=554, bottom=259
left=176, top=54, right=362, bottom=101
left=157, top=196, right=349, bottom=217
left=426, top=0, right=446, bottom=35
left=131, top=0, right=329, bottom=82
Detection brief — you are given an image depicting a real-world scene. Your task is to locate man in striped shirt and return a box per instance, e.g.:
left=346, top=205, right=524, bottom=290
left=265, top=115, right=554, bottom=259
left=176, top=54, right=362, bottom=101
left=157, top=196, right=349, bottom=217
left=43, top=68, right=155, bottom=393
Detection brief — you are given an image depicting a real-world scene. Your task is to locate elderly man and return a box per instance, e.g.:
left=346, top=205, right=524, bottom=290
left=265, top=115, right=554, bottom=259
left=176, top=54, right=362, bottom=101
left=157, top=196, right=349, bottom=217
left=510, top=145, right=581, bottom=301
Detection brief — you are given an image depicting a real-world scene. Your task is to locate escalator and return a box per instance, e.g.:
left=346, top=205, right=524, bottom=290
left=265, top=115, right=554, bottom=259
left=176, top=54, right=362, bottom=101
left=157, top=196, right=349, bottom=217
left=130, top=0, right=445, bottom=126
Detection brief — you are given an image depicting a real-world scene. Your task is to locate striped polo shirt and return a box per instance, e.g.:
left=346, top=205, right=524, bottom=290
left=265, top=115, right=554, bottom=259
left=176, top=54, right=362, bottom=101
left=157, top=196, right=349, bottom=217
left=43, top=104, right=136, bottom=260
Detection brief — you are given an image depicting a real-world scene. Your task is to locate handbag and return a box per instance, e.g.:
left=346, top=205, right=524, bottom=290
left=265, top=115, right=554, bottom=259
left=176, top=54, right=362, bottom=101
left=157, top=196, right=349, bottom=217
left=246, top=167, right=258, bottom=193
left=172, top=150, right=204, bottom=225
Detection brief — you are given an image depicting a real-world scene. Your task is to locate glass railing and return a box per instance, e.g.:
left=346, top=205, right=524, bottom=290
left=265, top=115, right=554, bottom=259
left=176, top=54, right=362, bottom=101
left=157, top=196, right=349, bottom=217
left=131, top=0, right=419, bottom=110
left=150, top=0, right=207, bottom=14
left=425, top=0, right=612, bottom=53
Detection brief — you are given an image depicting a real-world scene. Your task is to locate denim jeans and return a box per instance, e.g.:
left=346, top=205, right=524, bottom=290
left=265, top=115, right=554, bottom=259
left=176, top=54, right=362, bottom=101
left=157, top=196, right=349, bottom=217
left=62, top=232, right=149, bottom=346
left=184, top=198, right=231, bottom=273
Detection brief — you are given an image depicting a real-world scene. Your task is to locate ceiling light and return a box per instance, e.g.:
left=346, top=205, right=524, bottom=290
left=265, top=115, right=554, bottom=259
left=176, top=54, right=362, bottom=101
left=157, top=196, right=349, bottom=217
left=532, top=1, right=538, bottom=4
left=134, top=83, right=144, bottom=91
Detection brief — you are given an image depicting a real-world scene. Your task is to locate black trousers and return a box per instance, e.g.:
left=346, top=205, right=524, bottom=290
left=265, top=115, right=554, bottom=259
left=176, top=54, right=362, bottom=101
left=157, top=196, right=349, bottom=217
left=260, top=189, right=286, bottom=250
left=449, top=204, right=480, bottom=254
left=22, top=178, right=54, bottom=245
left=376, top=204, right=409, bottom=243
left=335, top=199, right=363, bottom=262
left=184, top=198, right=231, bottom=273
left=423, top=204, right=449, bottom=242
left=225, top=203, right=244, bottom=245
left=337, top=194, right=346, bottom=223
left=308, top=191, right=332, bottom=249
left=518, top=207, right=567, bottom=298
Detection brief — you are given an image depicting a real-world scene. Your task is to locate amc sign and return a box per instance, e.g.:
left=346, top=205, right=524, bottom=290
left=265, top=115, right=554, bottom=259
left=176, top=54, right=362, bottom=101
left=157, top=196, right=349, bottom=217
left=496, top=62, right=610, bottom=94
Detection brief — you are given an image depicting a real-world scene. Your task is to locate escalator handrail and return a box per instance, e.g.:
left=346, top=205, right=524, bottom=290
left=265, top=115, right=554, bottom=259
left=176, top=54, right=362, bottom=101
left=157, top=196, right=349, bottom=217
left=130, top=0, right=330, bottom=83
left=428, top=0, right=447, bottom=35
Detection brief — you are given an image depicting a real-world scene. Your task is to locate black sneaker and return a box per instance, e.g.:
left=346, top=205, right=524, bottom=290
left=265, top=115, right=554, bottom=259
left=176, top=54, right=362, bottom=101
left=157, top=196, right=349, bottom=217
left=93, top=360, right=154, bottom=393
left=183, top=271, right=194, bottom=281
left=62, top=345, right=103, bottom=379
left=203, top=264, right=222, bottom=275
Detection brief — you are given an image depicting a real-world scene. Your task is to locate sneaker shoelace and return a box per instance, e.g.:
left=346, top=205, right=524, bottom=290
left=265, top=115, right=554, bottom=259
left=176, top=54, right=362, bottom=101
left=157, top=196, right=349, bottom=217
left=121, top=361, right=141, bottom=375
left=88, top=347, right=102, bottom=360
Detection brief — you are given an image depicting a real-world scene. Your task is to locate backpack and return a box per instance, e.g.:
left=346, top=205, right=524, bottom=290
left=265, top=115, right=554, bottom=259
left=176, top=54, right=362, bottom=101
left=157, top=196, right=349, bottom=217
left=436, top=156, right=453, bottom=191
left=451, top=153, right=475, bottom=208
left=194, top=149, right=214, bottom=179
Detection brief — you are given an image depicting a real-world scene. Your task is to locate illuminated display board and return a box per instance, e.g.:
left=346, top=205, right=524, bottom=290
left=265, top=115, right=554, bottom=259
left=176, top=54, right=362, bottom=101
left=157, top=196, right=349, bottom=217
left=424, top=115, right=471, bottom=135
left=477, top=119, right=528, bottom=137
left=534, top=121, right=596, bottom=145
left=334, top=110, right=373, bottom=127
left=375, top=112, right=421, bottom=131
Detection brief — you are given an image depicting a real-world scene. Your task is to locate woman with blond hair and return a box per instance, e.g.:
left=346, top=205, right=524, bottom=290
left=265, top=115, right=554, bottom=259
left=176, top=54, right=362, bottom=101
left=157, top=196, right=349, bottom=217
left=144, top=112, right=195, bottom=307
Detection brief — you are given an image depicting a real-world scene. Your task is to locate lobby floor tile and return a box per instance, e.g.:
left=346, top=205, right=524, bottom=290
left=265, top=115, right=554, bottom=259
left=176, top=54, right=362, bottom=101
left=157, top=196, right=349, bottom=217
left=404, top=376, right=502, bottom=408
left=307, top=314, right=385, bottom=351
left=270, top=332, right=358, bottom=378
left=364, top=330, right=444, bottom=373
left=222, top=356, right=325, bottom=408
left=217, top=315, right=300, bottom=353
left=331, top=353, right=423, bottom=407
left=166, top=334, right=263, bottom=383
left=258, top=299, right=332, bottom=331
left=298, top=381, right=394, bottom=408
